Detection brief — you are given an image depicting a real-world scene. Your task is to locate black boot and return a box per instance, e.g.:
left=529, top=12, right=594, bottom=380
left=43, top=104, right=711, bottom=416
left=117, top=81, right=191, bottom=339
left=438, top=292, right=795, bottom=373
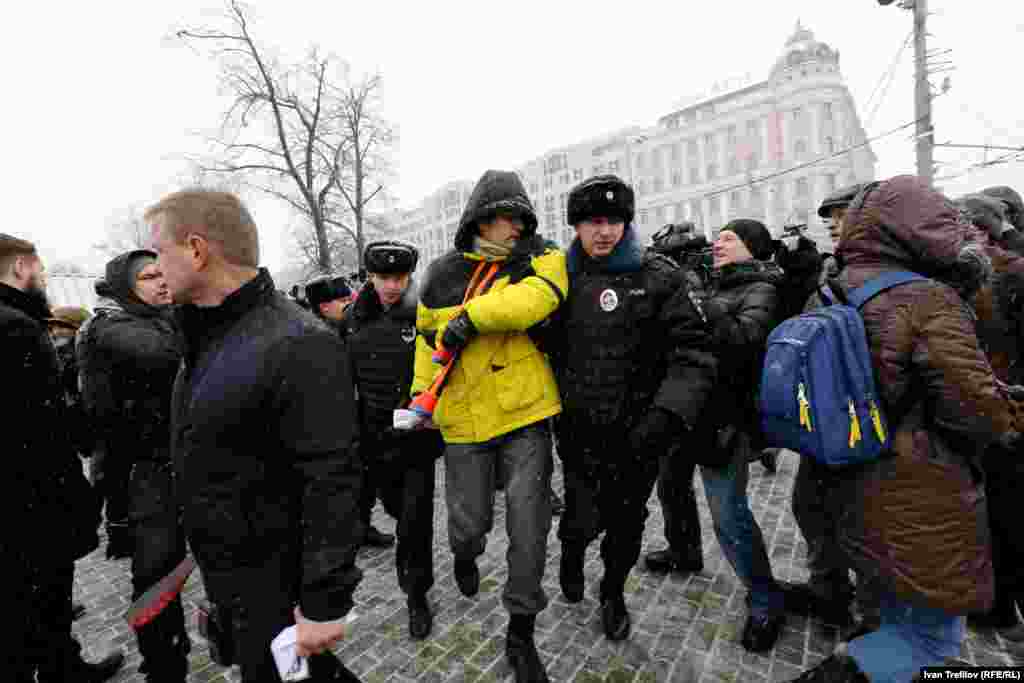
left=644, top=548, right=704, bottom=575
left=779, top=580, right=854, bottom=626
left=600, top=592, right=631, bottom=641
left=787, top=648, right=869, bottom=682
left=454, top=558, right=480, bottom=597
left=741, top=613, right=785, bottom=652
left=559, top=545, right=585, bottom=603
left=506, top=614, right=550, bottom=683
left=408, top=593, right=433, bottom=640
left=362, top=525, right=395, bottom=548
left=105, top=522, right=133, bottom=560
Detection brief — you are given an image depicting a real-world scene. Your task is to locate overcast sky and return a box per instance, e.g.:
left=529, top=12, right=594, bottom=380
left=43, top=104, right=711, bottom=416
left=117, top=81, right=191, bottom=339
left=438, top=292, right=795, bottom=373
left=4, top=1, right=1022, bottom=275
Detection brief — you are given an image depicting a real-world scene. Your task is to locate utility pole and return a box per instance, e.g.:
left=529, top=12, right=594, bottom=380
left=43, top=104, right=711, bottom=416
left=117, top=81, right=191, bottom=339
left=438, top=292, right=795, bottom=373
left=912, top=0, right=935, bottom=183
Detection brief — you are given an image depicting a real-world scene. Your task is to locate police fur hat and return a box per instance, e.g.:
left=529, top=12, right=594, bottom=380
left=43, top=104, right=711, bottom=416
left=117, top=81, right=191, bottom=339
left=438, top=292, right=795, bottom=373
left=305, top=275, right=353, bottom=308
left=567, top=175, right=635, bottom=227
left=364, top=240, right=419, bottom=275
left=817, top=183, right=868, bottom=218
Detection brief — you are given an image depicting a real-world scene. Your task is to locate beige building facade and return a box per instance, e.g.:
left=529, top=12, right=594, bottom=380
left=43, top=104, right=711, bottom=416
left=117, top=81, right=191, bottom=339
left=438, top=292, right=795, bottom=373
left=392, top=23, right=876, bottom=276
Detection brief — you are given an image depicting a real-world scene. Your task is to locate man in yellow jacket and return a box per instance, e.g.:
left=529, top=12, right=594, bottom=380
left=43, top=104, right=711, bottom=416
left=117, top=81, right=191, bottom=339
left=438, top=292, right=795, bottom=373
left=414, top=169, right=566, bottom=683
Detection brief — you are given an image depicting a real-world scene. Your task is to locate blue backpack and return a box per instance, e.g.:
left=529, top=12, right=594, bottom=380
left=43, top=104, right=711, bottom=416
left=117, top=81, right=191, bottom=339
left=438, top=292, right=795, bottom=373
left=759, top=271, right=925, bottom=467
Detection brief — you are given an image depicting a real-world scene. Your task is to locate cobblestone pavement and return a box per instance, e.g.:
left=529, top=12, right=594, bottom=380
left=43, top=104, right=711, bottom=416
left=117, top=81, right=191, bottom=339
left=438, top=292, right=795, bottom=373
left=74, top=450, right=1023, bottom=682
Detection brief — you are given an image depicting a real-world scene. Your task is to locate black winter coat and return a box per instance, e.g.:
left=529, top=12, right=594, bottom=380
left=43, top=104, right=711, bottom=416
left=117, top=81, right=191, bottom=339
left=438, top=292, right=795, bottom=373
left=171, top=269, right=363, bottom=621
left=343, top=282, right=445, bottom=463
left=0, top=283, right=99, bottom=566
left=79, top=274, right=181, bottom=462
left=699, top=261, right=781, bottom=445
left=549, top=232, right=717, bottom=452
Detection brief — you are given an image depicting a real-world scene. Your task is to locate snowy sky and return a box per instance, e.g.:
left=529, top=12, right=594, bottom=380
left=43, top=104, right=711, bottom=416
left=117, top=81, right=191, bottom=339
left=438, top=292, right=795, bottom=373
left=3, top=1, right=1022, bottom=275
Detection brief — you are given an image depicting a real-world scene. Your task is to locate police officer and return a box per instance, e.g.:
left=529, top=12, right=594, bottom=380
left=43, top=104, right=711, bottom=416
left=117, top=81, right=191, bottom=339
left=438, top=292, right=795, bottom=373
left=344, top=240, right=444, bottom=639
left=549, top=176, right=717, bottom=642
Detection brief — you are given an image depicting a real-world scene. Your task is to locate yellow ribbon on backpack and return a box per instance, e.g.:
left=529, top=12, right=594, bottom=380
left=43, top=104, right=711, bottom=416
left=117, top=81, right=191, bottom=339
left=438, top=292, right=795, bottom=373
left=869, top=401, right=886, bottom=443
left=848, top=399, right=862, bottom=448
left=798, top=383, right=812, bottom=432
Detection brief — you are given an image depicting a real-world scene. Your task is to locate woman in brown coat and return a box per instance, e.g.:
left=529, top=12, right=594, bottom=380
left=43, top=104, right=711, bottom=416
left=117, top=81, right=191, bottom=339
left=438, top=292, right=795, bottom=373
left=790, top=175, right=1018, bottom=683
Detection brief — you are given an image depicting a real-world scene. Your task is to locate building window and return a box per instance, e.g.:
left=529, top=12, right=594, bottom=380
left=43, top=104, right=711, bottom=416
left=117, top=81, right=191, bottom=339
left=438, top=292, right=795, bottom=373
left=652, top=147, right=664, bottom=171
left=730, top=191, right=742, bottom=214
left=675, top=202, right=686, bottom=220
left=684, top=110, right=698, bottom=125
left=544, top=176, right=553, bottom=189
left=690, top=200, right=704, bottom=225
left=655, top=206, right=664, bottom=222
left=546, top=212, right=557, bottom=229
left=726, top=125, right=738, bottom=147
left=706, top=163, right=717, bottom=181
left=794, top=139, right=808, bottom=160
left=687, top=140, right=698, bottom=160
left=728, top=156, right=740, bottom=176
left=792, top=107, right=803, bottom=122
left=824, top=136, right=835, bottom=154
left=637, top=179, right=647, bottom=196
left=823, top=101, right=833, bottom=120
left=653, top=176, right=664, bottom=193
left=573, top=168, right=583, bottom=181
left=826, top=173, right=837, bottom=193
left=640, top=209, right=649, bottom=225
left=689, top=166, right=700, bottom=184
left=635, top=152, right=646, bottom=173
left=796, top=177, right=810, bottom=198
left=545, top=196, right=555, bottom=211
left=671, top=171, right=682, bottom=187
left=560, top=173, right=570, bottom=185
left=609, top=159, right=621, bottom=173
left=671, top=143, right=681, bottom=164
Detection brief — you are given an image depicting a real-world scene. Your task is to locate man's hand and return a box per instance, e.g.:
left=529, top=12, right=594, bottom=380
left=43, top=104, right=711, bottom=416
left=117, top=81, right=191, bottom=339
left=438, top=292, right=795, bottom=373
left=439, top=311, right=477, bottom=356
left=294, top=606, right=346, bottom=658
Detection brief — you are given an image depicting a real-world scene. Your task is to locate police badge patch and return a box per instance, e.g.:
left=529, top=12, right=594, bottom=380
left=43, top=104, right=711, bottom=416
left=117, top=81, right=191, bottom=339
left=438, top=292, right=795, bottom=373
left=401, top=326, right=416, bottom=344
left=599, top=288, right=619, bottom=312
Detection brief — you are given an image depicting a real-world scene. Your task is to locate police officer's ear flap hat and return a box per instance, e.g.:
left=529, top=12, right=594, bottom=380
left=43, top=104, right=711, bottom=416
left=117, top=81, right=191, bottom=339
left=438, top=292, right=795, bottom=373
left=567, top=175, right=635, bottom=227
left=364, top=240, right=418, bottom=275
left=305, top=275, right=353, bottom=309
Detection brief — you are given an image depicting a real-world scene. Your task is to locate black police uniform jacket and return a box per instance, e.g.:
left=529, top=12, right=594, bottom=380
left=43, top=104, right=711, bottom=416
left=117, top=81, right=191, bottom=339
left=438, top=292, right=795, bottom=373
left=171, top=269, right=363, bottom=621
left=547, top=230, right=717, bottom=454
left=0, top=283, right=100, bottom=566
left=343, top=280, right=443, bottom=461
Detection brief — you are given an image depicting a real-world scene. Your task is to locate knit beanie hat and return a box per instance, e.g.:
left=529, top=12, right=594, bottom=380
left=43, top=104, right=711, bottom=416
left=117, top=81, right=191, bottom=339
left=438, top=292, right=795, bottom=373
left=723, top=219, right=773, bottom=260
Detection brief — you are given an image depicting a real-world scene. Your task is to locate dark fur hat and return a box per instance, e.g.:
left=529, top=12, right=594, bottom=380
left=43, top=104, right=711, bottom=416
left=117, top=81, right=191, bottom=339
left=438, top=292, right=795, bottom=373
left=567, top=175, right=635, bottom=227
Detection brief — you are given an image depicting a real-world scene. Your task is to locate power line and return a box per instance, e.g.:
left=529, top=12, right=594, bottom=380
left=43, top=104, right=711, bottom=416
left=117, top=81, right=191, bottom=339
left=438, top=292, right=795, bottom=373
left=696, top=116, right=925, bottom=203
left=934, top=149, right=1024, bottom=182
left=864, top=30, right=914, bottom=131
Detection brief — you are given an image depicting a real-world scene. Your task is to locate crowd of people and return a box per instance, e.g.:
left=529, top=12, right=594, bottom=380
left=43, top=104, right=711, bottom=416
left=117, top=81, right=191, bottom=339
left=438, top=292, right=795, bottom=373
left=3, top=172, right=1022, bottom=683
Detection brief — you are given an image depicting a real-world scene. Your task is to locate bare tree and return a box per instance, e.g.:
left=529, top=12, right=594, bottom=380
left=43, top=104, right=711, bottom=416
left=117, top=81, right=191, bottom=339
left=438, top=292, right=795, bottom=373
left=177, top=1, right=394, bottom=274
left=92, top=207, right=151, bottom=260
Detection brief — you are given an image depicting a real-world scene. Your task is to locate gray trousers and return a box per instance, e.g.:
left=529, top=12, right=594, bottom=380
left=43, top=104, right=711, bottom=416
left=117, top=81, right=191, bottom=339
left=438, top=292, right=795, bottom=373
left=792, top=454, right=880, bottom=625
left=445, top=422, right=553, bottom=616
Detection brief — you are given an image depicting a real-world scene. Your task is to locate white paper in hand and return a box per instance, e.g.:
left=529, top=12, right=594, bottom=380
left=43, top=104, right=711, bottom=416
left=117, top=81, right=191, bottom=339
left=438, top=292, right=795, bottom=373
left=271, top=626, right=309, bottom=682
left=393, top=408, right=425, bottom=431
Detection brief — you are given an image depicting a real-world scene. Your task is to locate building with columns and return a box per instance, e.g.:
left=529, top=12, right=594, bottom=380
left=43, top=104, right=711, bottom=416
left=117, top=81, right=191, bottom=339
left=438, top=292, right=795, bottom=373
left=390, top=23, right=875, bottom=276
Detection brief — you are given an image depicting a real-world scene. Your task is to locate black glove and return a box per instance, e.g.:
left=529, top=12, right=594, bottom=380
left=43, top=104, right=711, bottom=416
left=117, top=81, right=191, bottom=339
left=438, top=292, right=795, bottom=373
left=775, top=236, right=820, bottom=273
left=439, top=310, right=477, bottom=355
left=629, top=408, right=684, bottom=456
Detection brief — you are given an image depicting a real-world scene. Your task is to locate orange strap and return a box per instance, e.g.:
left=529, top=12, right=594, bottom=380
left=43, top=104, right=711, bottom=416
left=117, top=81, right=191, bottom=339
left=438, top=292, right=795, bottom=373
left=427, top=261, right=501, bottom=394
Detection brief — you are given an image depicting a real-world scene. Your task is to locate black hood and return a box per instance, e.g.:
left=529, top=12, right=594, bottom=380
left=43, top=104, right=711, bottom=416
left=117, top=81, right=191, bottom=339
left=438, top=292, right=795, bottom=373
left=454, top=170, right=538, bottom=252
left=96, top=249, right=162, bottom=317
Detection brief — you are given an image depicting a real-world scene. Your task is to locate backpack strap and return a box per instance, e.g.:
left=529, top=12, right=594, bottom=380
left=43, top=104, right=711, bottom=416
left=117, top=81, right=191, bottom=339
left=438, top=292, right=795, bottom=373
left=847, top=271, right=926, bottom=310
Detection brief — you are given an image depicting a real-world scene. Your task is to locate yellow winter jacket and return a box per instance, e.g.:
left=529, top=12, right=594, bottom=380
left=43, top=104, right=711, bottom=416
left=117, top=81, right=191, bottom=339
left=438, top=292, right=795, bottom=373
left=413, top=238, right=568, bottom=444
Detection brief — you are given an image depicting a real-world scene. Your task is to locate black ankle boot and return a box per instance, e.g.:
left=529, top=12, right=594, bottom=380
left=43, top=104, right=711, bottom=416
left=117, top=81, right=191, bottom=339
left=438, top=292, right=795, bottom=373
left=408, top=593, right=433, bottom=640
left=559, top=545, right=585, bottom=603
left=506, top=615, right=549, bottom=683
left=600, top=592, right=631, bottom=641
left=454, top=558, right=479, bottom=597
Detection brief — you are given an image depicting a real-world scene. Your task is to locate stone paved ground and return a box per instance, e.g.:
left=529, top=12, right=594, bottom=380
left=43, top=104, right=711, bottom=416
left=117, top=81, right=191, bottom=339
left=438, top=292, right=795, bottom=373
left=74, top=451, right=1023, bottom=682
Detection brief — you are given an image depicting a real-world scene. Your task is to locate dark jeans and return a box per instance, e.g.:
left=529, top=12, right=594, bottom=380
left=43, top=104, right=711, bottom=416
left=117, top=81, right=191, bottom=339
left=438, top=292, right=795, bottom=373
left=359, top=431, right=442, bottom=596
left=93, top=443, right=133, bottom=531
left=983, top=445, right=1024, bottom=619
left=26, top=563, right=85, bottom=683
left=656, top=452, right=702, bottom=555
left=558, top=440, right=660, bottom=596
left=793, top=453, right=880, bottom=624
left=445, top=422, right=553, bottom=615
left=699, top=432, right=784, bottom=619
left=130, top=461, right=190, bottom=679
